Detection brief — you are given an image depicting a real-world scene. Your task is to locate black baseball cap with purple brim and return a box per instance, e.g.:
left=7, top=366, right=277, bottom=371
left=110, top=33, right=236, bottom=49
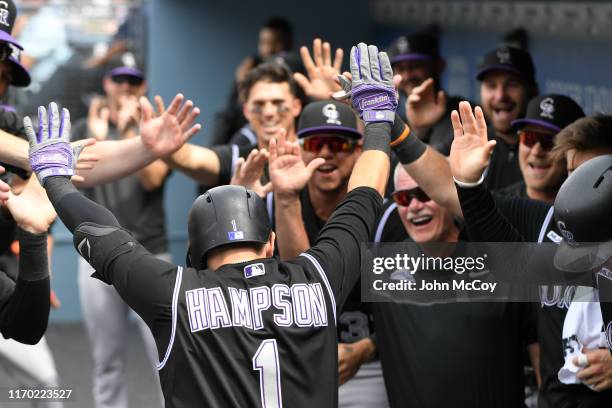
left=511, top=94, right=584, bottom=133
left=108, top=66, right=145, bottom=80
left=387, top=32, right=439, bottom=65
left=476, top=45, right=535, bottom=85
left=297, top=100, right=361, bottom=140
left=0, top=0, right=22, bottom=50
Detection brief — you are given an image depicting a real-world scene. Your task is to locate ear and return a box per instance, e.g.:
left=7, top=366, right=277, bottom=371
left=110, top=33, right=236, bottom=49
left=243, top=102, right=252, bottom=123
left=265, top=231, right=276, bottom=258
left=102, top=76, right=112, bottom=93
left=291, top=97, right=302, bottom=119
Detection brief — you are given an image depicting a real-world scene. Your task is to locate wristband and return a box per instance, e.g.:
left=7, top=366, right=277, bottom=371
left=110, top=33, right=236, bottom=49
left=363, top=123, right=391, bottom=156
left=452, top=174, right=485, bottom=188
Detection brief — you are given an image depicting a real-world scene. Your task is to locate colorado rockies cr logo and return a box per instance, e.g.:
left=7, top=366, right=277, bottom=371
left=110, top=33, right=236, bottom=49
left=0, top=1, right=9, bottom=27
left=322, top=103, right=341, bottom=125
left=607, top=321, right=612, bottom=351
left=557, top=221, right=575, bottom=244
left=540, top=97, right=555, bottom=119
left=496, top=48, right=511, bottom=64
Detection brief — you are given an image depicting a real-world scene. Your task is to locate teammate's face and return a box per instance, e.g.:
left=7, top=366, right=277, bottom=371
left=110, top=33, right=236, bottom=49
left=395, top=168, right=456, bottom=243
left=243, top=81, right=301, bottom=149
left=392, top=60, right=436, bottom=95
left=103, top=76, right=147, bottom=107
left=0, top=62, right=12, bottom=97
left=258, top=28, right=280, bottom=59
left=518, top=124, right=566, bottom=194
left=566, top=147, right=612, bottom=175
left=480, top=71, right=529, bottom=136
left=301, top=134, right=362, bottom=193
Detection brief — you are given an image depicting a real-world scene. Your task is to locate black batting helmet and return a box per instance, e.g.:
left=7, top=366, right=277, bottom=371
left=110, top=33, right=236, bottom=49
left=187, top=185, right=272, bottom=270
left=554, top=154, right=612, bottom=272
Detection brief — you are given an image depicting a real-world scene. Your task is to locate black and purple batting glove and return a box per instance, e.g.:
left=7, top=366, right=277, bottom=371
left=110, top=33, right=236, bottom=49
left=334, top=43, right=397, bottom=124
left=24, top=102, right=74, bottom=184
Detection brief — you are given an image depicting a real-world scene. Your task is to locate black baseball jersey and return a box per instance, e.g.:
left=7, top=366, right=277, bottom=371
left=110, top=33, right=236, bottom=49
left=81, top=187, right=382, bottom=408
left=265, top=188, right=376, bottom=344
left=484, top=133, right=523, bottom=192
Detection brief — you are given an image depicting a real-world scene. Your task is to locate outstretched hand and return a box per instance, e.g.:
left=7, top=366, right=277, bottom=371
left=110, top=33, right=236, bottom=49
left=449, top=101, right=496, bottom=183
left=294, top=38, right=343, bottom=100
left=268, top=129, right=324, bottom=196
left=140, top=93, right=202, bottom=158
left=230, top=148, right=272, bottom=198
left=407, top=78, right=447, bottom=131
left=0, top=168, right=56, bottom=234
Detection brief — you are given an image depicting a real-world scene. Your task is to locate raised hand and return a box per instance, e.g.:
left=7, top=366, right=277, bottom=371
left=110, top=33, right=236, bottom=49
left=24, top=103, right=76, bottom=184
left=294, top=38, right=343, bottom=100
left=139, top=93, right=201, bottom=158
left=86, top=97, right=110, bottom=141
left=230, top=148, right=272, bottom=198
left=449, top=101, right=496, bottom=183
left=0, top=168, right=56, bottom=234
left=268, top=130, right=324, bottom=196
left=333, top=43, right=397, bottom=123
left=407, top=78, right=447, bottom=131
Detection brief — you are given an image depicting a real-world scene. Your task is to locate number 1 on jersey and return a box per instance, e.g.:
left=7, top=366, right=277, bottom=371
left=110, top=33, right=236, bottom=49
left=252, top=339, right=283, bottom=407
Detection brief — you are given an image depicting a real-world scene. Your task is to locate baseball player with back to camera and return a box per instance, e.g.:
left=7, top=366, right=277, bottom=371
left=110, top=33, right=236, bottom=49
left=25, top=42, right=399, bottom=407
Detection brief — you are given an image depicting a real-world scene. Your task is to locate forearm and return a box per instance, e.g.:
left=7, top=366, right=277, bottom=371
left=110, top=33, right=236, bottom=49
left=0, top=229, right=50, bottom=344
left=74, top=137, right=157, bottom=188
left=347, top=123, right=391, bottom=197
left=456, top=183, right=524, bottom=242
left=404, top=147, right=462, bottom=217
left=137, top=160, right=169, bottom=191
left=0, top=131, right=30, bottom=170
left=528, top=343, right=542, bottom=388
left=44, top=177, right=119, bottom=233
left=164, top=143, right=221, bottom=185
left=274, top=192, right=311, bottom=260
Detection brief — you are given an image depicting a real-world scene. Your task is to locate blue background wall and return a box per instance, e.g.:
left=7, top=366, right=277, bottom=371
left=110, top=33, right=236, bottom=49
left=48, top=1, right=612, bottom=321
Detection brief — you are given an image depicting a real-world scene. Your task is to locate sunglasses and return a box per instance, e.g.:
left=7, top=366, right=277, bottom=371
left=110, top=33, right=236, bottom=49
left=518, top=130, right=555, bottom=152
left=299, top=135, right=357, bottom=153
left=392, top=187, right=431, bottom=207
left=111, top=74, right=144, bottom=86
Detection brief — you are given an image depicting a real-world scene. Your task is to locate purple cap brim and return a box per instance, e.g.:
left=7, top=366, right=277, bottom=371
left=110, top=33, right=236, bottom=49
left=390, top=53, right=434, bottom=64
left=0, top=31, right=22, bottom=50
left=297, top=126, right=362, bottom=139
left=476, top=65, right=526, bottom=81
left=0, top=104, right=16, bottom=113
left=109, top=67, right=144, bottom=79
left=511, top=118, right=561, bottom=133
left=7, top=56, right=31, bottom=87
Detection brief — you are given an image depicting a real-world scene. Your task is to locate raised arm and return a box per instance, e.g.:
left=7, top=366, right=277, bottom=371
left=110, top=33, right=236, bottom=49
left=0, top=170, right=54, bottom=344
left=24, top=104, right=179, bottom=336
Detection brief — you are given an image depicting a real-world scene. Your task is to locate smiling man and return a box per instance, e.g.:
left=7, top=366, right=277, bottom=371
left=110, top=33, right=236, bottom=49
left=501, top=94, right=584, bottom=202
left=477, top=45, right=538, bottom=191
left=165, top=61, right=301, bottom=187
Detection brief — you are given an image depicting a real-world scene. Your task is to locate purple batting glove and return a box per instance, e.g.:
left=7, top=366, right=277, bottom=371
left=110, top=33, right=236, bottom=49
left=349, top=43, right=397, bottom=123
left=24, top=102, right=74, bottom=184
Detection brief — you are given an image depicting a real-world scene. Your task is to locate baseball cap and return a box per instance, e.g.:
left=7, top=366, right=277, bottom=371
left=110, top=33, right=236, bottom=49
left=511, top=94, right=584, bottom=133
left=297, top=100, right=361, bottom=139
left=0, top=0, right=21, bottom=50
left=108, top=66, right=145, bottom=80
left=387, top=32, right=439, bottom=65
left=6, top=45, right=30, bottom=87
left=476, top=45, right=535, bottom=85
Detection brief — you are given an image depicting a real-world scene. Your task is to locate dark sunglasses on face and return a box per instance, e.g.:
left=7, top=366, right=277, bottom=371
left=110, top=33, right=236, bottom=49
left=518, top=130, right=555, bottom=152
left=299, top=135, right=357, bottom=153
left=111, top=74, right=144, bottom=86
left=392, top=187, right=431, bottom=207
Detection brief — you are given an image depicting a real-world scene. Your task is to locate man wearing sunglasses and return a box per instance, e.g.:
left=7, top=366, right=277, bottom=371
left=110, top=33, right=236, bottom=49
left=270, top=100, right=389, bottom=407
left=502, top=94, right=584, bottom=203
left=371, top=163, right=535, bottom=407
left=70, top=64, right=169, bottom=408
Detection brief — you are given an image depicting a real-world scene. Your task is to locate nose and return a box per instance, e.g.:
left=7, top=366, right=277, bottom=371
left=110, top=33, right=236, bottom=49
left=262, top=102, right=277, bottom=117
left=318, top=143, right=333, bottom=159
left=407, top=196, right=424, bottom=211
left=530, top=141, right=546, bottom=156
